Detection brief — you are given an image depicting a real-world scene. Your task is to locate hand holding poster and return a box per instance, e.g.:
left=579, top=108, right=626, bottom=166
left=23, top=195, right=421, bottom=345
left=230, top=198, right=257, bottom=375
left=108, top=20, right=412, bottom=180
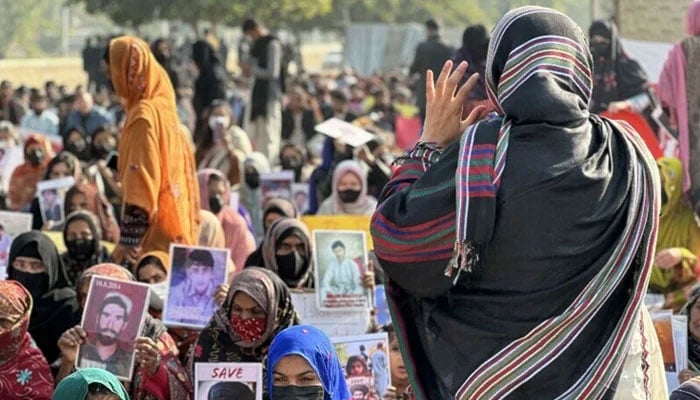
left=195, top=362, right=262, bottom=400
left=332, top=333, right=391, bottom=399
left=162, top=244, right=230, bottom=329
left=76, top=276, right=150, bottom=381
left=36, top=177, right=75, bottom=226
left=313, top=230, right=371, bottom=310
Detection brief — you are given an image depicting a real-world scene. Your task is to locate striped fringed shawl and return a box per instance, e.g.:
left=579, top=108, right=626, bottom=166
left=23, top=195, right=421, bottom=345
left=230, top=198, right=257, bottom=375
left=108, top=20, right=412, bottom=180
left=370, top=6, right=660, bottom=400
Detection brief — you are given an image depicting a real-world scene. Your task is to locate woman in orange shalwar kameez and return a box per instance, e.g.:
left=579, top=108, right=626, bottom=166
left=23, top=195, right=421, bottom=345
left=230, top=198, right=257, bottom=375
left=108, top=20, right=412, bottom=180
left=106, top=36, right=200, bottom=266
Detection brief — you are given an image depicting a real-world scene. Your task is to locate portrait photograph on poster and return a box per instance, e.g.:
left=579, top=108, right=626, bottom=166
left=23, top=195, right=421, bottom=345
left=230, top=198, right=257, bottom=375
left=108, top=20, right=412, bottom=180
left=194, top=362, right=263, bottom=400
left=260, top=171, right=294, bottom=209
left=0, top=211, right=32, bottom=277
left=162, top=244, right=230, bottom=329
left=36, top=176, right=75, bottom=225
left=313, top=230, right=370, bottom=310
left=76, top=276, right=150, bottom=381
left=332, top=333, right=391, bottom=399
left=291, top=183, right=310, bottom=215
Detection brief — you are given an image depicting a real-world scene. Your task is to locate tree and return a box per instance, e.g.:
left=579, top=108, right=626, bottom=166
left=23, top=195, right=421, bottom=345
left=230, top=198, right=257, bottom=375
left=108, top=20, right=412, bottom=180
left=66, top=0, right=163, bottom=29
left=0, top=0, right=55, bottom=58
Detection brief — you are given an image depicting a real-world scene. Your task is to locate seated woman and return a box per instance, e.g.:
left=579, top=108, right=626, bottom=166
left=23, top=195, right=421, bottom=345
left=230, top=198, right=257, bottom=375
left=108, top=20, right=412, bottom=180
left=64, top=182, right=120, bottom=243
left=198, top=169, right=256, bottom=271
left=267, top=325, right=349, bottom=400
left=53, top=368, right=129, bottom=400
left=8, top=134, right=54, bottom=211
left=244, top=198, right=299, bottom=269
left=649, top=157, right=700, bottom=311
left=195, top=100, right=252, bottom=186
left=254, top=217, right=314, bottom=289
left=133, top=251, right=198, bottom=362
left=7, top=231, right=79, bottom=367
left=56, top=264, right=192, bottom=400
left=188, top=267, right=299, bottom=385
left=241, top=152, right=272, bottom=239
left=61, top=211, right=112, bottom=285
left=0, top=281, right=54, bottom=400
left=317, top=160, right=377, bottom=216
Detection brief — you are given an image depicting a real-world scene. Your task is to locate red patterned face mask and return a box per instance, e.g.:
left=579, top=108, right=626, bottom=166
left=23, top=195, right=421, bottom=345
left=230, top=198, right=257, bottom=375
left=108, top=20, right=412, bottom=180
left=230, top=315, right=267, bottom=343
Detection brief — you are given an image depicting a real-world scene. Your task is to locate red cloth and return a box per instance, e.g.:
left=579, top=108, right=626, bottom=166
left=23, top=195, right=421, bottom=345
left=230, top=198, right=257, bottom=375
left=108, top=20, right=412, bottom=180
left=602, top=110, right=663, bottom=160
left=0, top=281, right=53, bottom=399
left=395, top=116, right=422, bottom=151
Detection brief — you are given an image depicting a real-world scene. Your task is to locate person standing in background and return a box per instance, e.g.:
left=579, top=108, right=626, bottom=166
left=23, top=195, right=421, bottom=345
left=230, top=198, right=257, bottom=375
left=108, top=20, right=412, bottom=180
left=105, top=36, right=200, bottom=267
left=242, top=19, right=284, bottom=165
left=409, top=19, right=453, bottom=122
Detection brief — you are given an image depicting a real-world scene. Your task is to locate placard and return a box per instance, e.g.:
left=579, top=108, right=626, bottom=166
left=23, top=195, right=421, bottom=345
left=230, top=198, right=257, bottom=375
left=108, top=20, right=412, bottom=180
left=332, top=333, right=391, bottom=399
left=162, top=244, right=230, bottom=329
left=36, top=177, right=75, bottom=226
left=0, top=211, right=33, bottom=278
left=289, top=292, right=370, bottom=337
left=291, top=183, right=310, bottom=215
left=315, top=118, right=376, bottom=148
left=194, top=362, right=263, bottom=400
left=76, top=276, right=150, bottom=381
left=301, top=215, right=373, bottom=250
left=260, top=171, right=294, bottom=210
left=313, top=230, right=370, bottom=310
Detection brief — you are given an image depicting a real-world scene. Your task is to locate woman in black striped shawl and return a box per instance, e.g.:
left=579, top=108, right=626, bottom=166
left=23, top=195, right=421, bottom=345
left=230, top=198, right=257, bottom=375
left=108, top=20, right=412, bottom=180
left=370, top=6, right=664, bottom=399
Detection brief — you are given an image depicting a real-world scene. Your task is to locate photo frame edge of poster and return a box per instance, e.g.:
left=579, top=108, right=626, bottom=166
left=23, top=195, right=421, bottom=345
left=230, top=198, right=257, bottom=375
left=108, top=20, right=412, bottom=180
left=312, top=229, right=370, bottom=312
left=161, top=243, right=231, bottom=330
left=331, top=331, right=392, bottom=393
left=75, top=275, right=152, bottom=382
left=194, top=362, right=264, bottom=400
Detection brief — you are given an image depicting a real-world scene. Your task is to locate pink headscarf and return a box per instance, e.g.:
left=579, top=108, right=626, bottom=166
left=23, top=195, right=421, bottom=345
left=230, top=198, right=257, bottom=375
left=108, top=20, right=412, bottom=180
left=318, top=160, right=377, bottom=215
left=658, top=0, right=700, bottom=194
left=197, top=169, right=256, bottom=272
left=687, top=0, right=700, bottom=35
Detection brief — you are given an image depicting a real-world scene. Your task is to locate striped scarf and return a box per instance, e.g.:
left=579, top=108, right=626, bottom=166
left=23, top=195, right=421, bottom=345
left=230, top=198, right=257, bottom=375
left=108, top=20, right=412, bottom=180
left=451, top=7, right=659, bottom=399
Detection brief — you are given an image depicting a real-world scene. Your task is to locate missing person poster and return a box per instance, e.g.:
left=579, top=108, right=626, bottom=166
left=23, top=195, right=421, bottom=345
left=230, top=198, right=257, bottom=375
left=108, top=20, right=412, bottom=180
left=76, top=276, right=150, bottom=381
left=313, top=230, right=370, bottom=310
left=36, top=176, right=75, bottom=226
left=260, top=171, right=294, bottom=210
left=162, top=244, right=230, bottom=329
left=0, top=211, right=32, bottom=278
left=332, top=333, right=391, bottom=399
left=194, top=362, right=263, bottom=400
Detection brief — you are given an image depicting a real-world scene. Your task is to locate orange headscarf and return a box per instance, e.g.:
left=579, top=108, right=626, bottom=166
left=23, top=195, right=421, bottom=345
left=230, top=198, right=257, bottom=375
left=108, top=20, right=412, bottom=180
left=109, top=36, right=200, bottom=253
left=8, top=134, right=53, bottom=210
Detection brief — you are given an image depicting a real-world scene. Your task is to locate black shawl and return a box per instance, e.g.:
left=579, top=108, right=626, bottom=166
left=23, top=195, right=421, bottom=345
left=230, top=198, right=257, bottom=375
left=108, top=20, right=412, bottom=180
left=8, top=231, right=80, bottom=364
left=371, top=7, right=659, bottom=399
left=589, top=19, right=649, bottom=113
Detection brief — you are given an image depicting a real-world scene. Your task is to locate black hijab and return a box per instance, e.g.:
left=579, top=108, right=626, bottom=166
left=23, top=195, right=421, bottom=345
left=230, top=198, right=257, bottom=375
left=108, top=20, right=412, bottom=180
left=589, top=19, right=648, bottom=113
left=61, top=210, right=104, bottom=285
left=8, top=231, right=80, bottom=364
left=371, top=6, right=659, bottom=399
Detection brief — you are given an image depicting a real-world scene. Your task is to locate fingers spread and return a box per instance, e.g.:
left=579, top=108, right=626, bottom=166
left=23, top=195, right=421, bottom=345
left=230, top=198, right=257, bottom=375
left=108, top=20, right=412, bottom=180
left=447, top=61, right=468, bottom=98
left=435, top=60, right=453, bottom=96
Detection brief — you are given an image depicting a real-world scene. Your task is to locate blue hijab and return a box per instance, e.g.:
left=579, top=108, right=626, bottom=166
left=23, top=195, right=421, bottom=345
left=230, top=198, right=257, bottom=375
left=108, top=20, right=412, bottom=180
left=266, top=325, right=348, bottom=400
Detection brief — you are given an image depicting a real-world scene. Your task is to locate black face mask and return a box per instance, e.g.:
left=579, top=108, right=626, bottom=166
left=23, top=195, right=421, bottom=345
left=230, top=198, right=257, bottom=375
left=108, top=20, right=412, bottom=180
left=209, top=196, right=224, bottom=214
left=338, top=189, right=361, bottom=203
left=12, top=269, right=49, bottom=300
left=590, top=42, right=611, bottom=59
left=92, top=143, right=114, bottom=160
left=281, top=156, right=304, bottom=171
left=65, top=238, right=96, bottom=261
left=275, top=251, right=307, bottom=283
left=26, top=149, right=45, bottom=167
left=272, top=385, right=325, bottom=400
left=245, top=172, right=260, bottom=189
left=66, top=139, right=90, bottom=161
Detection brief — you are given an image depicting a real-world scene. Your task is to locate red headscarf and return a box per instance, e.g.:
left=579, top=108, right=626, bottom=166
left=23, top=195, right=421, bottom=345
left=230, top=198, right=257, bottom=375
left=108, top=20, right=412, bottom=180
left=0, top=281, right=53, bottom=399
